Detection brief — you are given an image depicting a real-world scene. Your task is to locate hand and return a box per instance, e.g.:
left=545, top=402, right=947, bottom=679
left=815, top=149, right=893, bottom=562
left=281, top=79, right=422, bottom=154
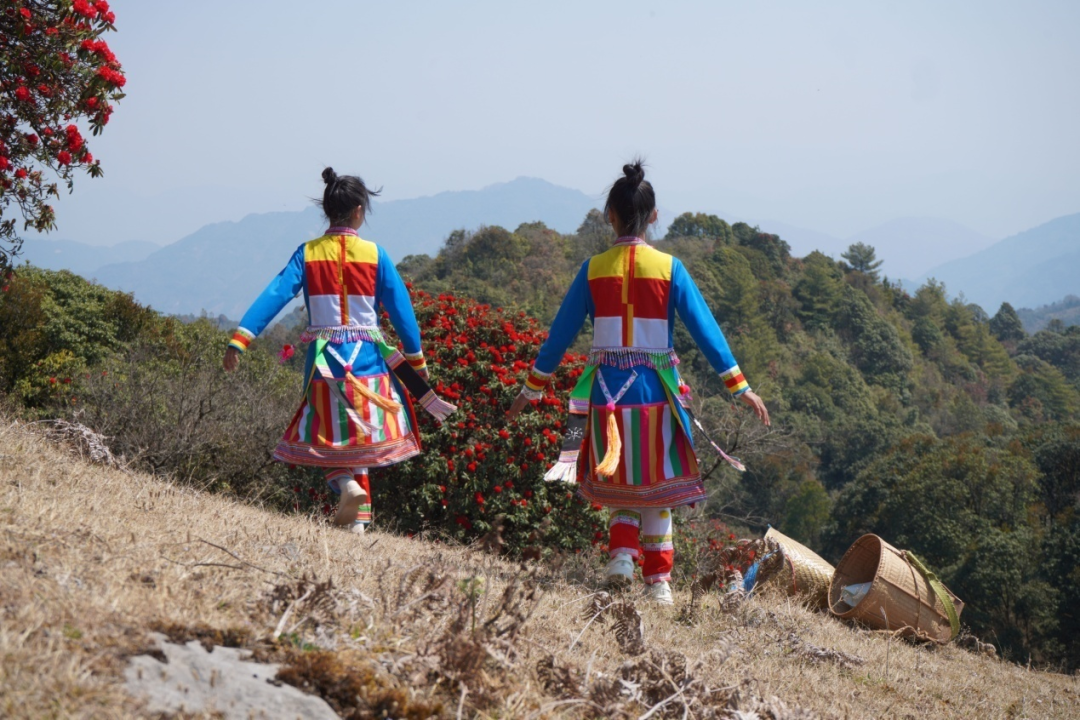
left=223, top=346, right=240, bottom=372
left=739, top=390, right=770, bottom=426
left=506, top=392, right=530, bottom=420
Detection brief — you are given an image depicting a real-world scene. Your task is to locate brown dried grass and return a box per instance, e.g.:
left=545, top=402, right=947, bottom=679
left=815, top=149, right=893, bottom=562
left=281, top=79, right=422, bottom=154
left=1, top=417, right=1078, bottom=718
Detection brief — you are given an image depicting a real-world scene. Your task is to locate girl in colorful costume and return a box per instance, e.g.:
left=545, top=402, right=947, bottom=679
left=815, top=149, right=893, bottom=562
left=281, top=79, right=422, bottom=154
left=223, top=168, right=455, bottom=534
left=508, top=162, right=769, bottom=604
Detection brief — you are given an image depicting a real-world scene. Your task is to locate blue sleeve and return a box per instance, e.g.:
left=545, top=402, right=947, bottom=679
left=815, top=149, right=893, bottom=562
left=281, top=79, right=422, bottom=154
left=533, top=261, right=592, bottom=375
left=236, top=245, right=305, bottom=339
left=671, top=258, right=750, bottom=394
left=376, top=246, right=422, bottom=356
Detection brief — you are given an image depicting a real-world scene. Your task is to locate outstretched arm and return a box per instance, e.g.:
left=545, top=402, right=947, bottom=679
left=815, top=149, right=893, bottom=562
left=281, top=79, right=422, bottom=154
left=671, top=259, right=769, bottom=425
left=508, top=261, right=591, bottom=418
left=223, top=245, right=305, bottom=371
left=376, top=246, right=428, bottom=377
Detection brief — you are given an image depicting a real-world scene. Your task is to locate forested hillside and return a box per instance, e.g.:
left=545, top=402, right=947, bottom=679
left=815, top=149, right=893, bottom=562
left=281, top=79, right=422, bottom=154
left=403, top=210, right=1080, bottom=669
left=2, top=210, right=1078, bottom=671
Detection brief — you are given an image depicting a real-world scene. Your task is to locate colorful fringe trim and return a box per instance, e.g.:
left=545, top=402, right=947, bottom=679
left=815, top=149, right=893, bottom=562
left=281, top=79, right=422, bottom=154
left=418, top=389, right=457, bottom=422
left=544, top=454, right=578, bottom=484
left=300, top=325, right=386, bottom=345
left=587, top=347, right=681, bottom=370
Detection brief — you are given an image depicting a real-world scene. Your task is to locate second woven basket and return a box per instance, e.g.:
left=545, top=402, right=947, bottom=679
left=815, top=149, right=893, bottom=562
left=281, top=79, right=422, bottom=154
left=828, top=534, right=963, bottom=643
left=764, top=527, right=835, bottom=608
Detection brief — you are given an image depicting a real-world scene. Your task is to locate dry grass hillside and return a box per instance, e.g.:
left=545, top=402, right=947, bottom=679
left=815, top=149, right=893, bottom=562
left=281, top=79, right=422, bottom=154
left=1, top=417, right=1077, bottom=719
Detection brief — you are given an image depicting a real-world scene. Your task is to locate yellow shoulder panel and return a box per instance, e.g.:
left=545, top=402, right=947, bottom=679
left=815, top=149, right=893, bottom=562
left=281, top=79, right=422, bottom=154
left=588, top=245, right=629, bottom=279
left=303, top=235, right=336, bottom=262
left=346, top=237, right=379, bottom=264
left=634, top=245, right=673, bottom=280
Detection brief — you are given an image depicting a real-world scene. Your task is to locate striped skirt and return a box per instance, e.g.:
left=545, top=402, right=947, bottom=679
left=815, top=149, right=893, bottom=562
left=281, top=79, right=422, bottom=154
left=274, top=373, right=421, bottom=468
left=577, top=400, right=706, bottom=509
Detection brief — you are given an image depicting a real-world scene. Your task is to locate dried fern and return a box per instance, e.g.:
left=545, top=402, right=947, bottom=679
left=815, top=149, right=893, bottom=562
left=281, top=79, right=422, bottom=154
left=610, top=601, right=645, bottom=656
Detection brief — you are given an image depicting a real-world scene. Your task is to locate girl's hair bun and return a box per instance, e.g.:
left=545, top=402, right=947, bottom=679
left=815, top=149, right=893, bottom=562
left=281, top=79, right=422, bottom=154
left=316, top=168, right=382, bottom=226
left=604, top=158, right=655, bottom=237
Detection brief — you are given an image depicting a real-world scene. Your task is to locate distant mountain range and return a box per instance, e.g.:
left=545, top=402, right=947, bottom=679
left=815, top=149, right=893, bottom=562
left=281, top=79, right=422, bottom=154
left=19, top=238, right=161, bottom=278
left=16, top=175, right=1078, bottom=324
left=916, top=212, right=1080, bottom=313
left=1017, top=296, right=1080, bottom=333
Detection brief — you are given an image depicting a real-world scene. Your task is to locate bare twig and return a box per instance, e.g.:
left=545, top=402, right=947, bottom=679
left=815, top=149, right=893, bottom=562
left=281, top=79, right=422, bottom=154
left=197, top=537, right=291, bottom=578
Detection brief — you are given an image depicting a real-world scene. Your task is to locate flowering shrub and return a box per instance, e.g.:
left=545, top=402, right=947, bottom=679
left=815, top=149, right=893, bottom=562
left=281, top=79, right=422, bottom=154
left=670, top=516, right=746, bottom=587
left=375, top=287, right=605, bottom=555
left=0, top=0, right=125, bottom=272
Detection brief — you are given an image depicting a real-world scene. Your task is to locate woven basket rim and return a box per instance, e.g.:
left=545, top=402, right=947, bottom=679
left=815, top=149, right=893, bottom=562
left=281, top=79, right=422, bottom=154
left=828, top=533, right=885, bottom=619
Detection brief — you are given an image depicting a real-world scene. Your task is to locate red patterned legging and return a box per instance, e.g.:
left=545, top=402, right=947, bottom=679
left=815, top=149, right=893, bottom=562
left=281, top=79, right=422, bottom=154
left=325, top=468, right=372, bottom=525
left=608, top=507, right=674, bottom=584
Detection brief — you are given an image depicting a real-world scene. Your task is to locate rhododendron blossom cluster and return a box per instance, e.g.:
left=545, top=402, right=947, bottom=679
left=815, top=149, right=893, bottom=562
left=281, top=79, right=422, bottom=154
left=375, top=287, right=604, bottom=554
left=0, top=0, right=124, bottom=273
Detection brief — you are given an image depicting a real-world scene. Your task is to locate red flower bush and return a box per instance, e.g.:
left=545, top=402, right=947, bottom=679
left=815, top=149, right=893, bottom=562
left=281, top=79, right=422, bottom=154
left=376, top=288, right=603, bottom=555
left=0, top=1, right=125, bottom=272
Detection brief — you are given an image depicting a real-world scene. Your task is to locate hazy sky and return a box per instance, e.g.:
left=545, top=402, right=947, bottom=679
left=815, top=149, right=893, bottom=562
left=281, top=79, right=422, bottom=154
left=47, top=0, right=1080, bottom=246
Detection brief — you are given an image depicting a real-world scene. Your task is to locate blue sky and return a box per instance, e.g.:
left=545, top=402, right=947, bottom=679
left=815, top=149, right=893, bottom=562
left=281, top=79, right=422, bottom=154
left=50, top=0, right=1080, bottom=246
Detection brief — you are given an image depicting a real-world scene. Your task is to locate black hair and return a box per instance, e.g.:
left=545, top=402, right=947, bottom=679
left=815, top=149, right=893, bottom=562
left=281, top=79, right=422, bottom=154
left=317, top=167, right=381, bottom=226
left=603, top=159, right=655, bottom=237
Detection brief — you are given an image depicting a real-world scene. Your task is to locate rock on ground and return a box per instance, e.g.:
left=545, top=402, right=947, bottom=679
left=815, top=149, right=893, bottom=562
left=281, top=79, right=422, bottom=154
left=124, top=633, right=337, bottom=719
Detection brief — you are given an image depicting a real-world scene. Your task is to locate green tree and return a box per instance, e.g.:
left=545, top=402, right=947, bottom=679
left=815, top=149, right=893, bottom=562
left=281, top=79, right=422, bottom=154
left=570, top=209, right=611, bottom=262
left=664, top=212, right=732, bottom=243
left=990, top=302, right=1027, bottom=343
left=841, top=242, right=884, bottom=280
left=1009, top=356, right=1079, bottom=421
left=836, top=285, right=913, bottom=385
left=793, top=252, right=844, bottom=330
left=783, top=479, right=832, bottom=548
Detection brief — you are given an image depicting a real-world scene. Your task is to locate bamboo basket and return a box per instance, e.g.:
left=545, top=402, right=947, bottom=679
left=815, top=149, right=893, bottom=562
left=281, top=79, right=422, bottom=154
left=828, top=534, right=963, bottom=643
left=764, top=527, right=835, bottom=608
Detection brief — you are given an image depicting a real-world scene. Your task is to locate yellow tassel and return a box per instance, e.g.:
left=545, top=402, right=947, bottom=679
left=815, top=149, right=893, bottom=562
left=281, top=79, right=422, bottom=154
left=595, top=410, right=622, bottom=477
left=349, top=374, right=403, bottom=413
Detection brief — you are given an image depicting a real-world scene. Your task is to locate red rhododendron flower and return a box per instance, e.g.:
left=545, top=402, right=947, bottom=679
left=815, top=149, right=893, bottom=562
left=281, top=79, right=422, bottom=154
left=277, top=344, right=294, bottom=363
left=14, top=87, right=30, bottom=102
left=72, top=0, right=96, bottom=18
left=56, top=151, right=72, bottom=165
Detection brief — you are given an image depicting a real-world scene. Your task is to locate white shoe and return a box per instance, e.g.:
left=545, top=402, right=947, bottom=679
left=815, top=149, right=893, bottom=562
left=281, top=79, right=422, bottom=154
left=333, top=479, right=366, bottom=527
left=645, top=581, right=674, bottom=605
left=605, top=553, right=635, bottom=587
